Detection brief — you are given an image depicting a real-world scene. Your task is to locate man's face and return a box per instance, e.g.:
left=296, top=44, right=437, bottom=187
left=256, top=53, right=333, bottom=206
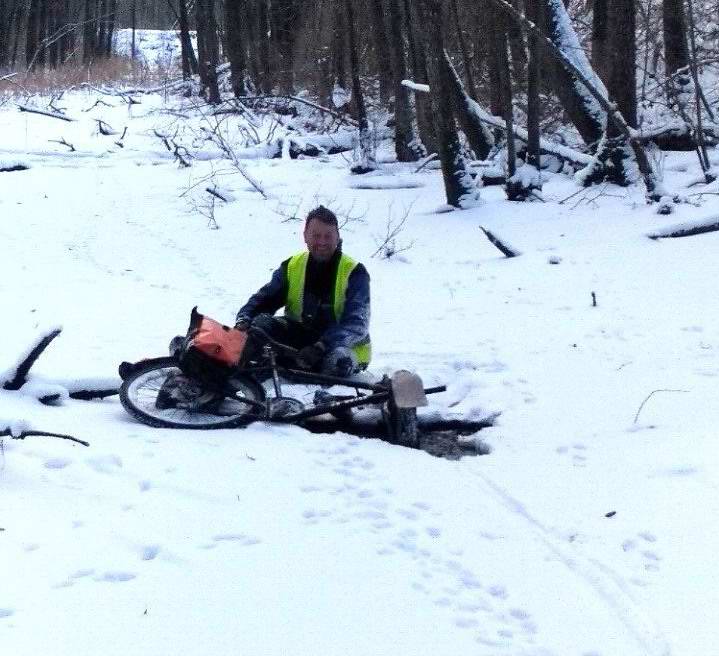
left=304, top=218, right=340, bottom=262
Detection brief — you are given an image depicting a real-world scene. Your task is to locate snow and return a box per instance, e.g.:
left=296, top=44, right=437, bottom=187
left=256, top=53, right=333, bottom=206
left=113, top=29, right=195, bottom=70
left=1, top=79, right=719, bottom=656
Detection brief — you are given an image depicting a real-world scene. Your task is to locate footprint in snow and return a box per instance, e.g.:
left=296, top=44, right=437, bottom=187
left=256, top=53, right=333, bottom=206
left=96, top=571, right=136, bottom=583
left=86, top=455, right=123, bottom=474
left=212, top=534, right=261, bottom=546
left=141, top=545, right=161, bottom=561
left=44, top=458, right=72, bottom=470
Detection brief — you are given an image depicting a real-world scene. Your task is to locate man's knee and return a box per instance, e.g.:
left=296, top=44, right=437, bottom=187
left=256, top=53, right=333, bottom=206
left=322, top=347, right=359, bottom=377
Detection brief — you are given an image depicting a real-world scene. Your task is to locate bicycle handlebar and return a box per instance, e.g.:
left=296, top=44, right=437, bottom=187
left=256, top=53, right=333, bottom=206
left=247, top=325, right=300, bottom=357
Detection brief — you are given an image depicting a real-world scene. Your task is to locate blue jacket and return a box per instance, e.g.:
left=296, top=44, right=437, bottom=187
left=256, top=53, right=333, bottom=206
left=237, top=249, right=370, bottom=351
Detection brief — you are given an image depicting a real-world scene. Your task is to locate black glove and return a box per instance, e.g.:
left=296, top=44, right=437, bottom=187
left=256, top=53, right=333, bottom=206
left=297, top=342, right=325, bottom=369
left=235, top=317, right=251, bottom=332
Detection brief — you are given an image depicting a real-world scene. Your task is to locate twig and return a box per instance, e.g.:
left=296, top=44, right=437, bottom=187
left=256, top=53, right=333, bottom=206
left=633, top=389, right=689, bottom=424
left=1, top=428, right=89, bottom=447
left=95, top=119, right=117, bottom=136
left=558, top=187, right=588, bottom=205
left=206, top=186, right=228, bottom=202
left=49, top=137, right=76, bottom=152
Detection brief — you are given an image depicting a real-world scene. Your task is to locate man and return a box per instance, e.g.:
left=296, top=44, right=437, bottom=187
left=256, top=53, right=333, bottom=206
left=235, top=206, right=371, bottom=377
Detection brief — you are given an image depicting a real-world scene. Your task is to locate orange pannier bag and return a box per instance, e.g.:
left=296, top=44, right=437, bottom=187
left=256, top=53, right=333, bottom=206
left=186, top=306, right=247, bottom=367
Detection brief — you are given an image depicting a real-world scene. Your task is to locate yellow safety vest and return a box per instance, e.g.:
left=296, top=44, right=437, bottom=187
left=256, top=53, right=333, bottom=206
left=285, top=251, right=371, bottom=365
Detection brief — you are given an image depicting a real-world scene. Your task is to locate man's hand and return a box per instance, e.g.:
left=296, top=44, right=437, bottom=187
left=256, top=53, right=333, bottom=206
left=235, top=317, right=251, bottom=332
left=297, top=342, right=325, bottom=370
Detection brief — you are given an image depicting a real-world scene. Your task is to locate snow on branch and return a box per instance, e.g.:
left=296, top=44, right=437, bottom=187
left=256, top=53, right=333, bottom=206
left=2, top=328, right=63, bottom=391
left=17, top=104, right=75, bottom=122
left=401, top=80, right=430, bottom=93
left=648, top=215, right=719, bottom=240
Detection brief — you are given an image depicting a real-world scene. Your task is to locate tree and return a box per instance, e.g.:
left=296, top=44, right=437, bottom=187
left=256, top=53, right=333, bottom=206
left=539, top=0, right=607, bottom=149
left=387, top=0, right=419, bottom=162
left=271, top=0, right=300, bottom=94
left=345, top=0, right=376, bottom=173
left=225, top=0, right=248, bottom=96
left=420, top=0, right=476, bottom=207
left=584, top=0, right=637, bottom=186
left=368, top=0, right=393, bottom=103
left=177, top=0, right=198, bottom=79
left=196, top=0, right=221, bottom=104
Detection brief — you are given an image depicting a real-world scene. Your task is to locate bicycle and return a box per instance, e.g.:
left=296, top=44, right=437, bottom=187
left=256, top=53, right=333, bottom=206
left=119, top=327, right=446, bottom=448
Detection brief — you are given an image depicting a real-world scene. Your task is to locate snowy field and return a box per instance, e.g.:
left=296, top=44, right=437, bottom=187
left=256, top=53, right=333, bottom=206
left=1, top=81, right=719, bottom=656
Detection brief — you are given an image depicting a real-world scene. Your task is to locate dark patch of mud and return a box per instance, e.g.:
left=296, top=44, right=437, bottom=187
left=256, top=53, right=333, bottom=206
left=302, top=416, right=493, bottom=460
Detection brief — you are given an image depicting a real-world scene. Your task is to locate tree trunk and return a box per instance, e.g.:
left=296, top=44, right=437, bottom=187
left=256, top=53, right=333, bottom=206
left=368, top=0, right=393, bottom=104
left=487, top=0, right=659, bottom=197
left=178, top=0, right=198, bottom=78
left=443, top=52, right=493, bottom=160
left=591, top=0, right=609, bottom=77
left=583, top=0, right=636, bottom=186
left=26, top=0, right=41, bottom=69
left=97, top=0, right=107, bottom=59
left=258, top=0, right=272, bottom=93
left=388, top=0, right=418, bottom=162
left=539, top=0, right=606, bottom=148
left=196, top=0, right=221, bottom=103
left=332, top=0, right=347, bottom=94
left=404, top=0, right=436, bottom=155
left=526, top=0, right=542, bottom=176
left=225, top=0, right=247, bottom=97
left=345, top=0, right=376, bottom=173
left=83, top=0, right=96, bottom=64
left=106, top=0, right=117, bottom=57
left=420, top=0, right=476, bottom=207
left=272, top=0, right=299, bottom=95
left=663, top=0, right=689, bottom=80
left=449, top=0, right=478, bottom=100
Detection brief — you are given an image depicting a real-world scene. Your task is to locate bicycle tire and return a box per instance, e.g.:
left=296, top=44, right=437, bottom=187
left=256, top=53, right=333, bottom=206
left=119, top=357, right=265, bottom=429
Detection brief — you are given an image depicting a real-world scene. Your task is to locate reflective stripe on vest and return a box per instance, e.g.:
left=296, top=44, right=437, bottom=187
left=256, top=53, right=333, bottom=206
left=285, top=251, right=371, bottom=364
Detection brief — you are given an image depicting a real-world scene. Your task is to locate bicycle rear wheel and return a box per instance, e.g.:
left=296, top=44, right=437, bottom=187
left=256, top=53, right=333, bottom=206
left=120, top=357, right=265, bottom=429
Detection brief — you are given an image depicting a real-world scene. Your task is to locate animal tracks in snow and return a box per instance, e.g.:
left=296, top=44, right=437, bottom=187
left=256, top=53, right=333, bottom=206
left=296, top=443, right=540, bottom=652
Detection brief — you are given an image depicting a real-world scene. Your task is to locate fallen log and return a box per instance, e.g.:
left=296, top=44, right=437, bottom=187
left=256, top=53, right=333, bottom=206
left=0, top=163, right=30, bottom=172
left=648, top=215, right=719, bottom=240
left=237, top=94, right=358, bottom=126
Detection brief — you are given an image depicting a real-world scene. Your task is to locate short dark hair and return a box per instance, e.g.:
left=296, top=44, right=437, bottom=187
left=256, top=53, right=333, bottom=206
left=305, top=205, right=338, bottom=229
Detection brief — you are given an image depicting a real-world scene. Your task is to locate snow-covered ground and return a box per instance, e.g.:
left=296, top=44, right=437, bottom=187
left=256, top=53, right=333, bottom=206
left=1, top=84, right=718, bottom=656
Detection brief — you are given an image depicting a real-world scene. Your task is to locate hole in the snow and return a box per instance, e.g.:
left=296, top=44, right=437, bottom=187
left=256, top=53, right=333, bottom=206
left=301, top=416, right=493, bottom=460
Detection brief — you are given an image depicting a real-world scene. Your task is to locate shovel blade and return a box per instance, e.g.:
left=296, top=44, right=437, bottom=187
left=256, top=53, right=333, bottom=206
left=391, top=370, right=428, bottom=408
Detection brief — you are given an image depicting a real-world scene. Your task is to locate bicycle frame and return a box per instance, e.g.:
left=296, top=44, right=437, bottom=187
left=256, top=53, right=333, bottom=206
left=235, top=345, right=445, bottom=424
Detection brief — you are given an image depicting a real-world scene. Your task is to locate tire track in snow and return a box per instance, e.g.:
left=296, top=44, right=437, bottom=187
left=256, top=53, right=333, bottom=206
left=469, top=469, right=671, bottom=656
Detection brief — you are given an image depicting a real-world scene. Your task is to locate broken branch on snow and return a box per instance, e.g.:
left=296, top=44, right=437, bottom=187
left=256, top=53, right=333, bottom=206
left=479, top=227, right=522, bottom=258
left=17, top=104, right=75, bottom=122
left=3, top=328, right=63, bottom=391
left=648, top=215, right=719, bottom=240
left=0, top=428, right=89, bottom=447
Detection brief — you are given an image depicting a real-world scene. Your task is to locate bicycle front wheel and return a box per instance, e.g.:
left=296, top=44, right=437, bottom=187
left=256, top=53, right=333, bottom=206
left=120, top=357, right=265, bottom=429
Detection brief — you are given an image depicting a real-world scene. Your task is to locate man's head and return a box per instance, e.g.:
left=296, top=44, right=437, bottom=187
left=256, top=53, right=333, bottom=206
left=304, top=205, right=340, bottom=262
